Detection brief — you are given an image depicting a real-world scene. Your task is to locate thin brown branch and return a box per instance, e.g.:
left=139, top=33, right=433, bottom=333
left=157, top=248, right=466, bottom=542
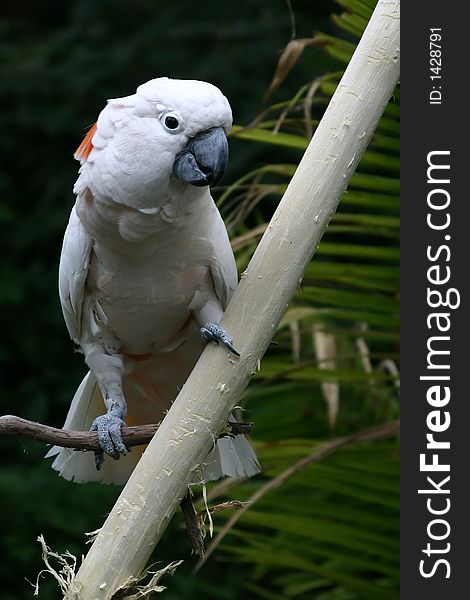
left=0, top=415, right=252, bottom=452
left=206, top=500, right=252, bottom=514
left=180, top=493, right=206, bottom=559
left=182, top=497, right=252, bottom=558
left=219, top=421, right=253, bottom=437
left=0, top=415, right=157, bottom=451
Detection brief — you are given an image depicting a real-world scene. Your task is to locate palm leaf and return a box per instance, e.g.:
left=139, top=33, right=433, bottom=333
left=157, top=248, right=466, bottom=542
left=191, top=1, right=400, bottom=598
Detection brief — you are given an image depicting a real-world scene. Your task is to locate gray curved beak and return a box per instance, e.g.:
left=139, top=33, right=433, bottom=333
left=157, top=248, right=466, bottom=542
left=173, top=127, right=228, bottom=187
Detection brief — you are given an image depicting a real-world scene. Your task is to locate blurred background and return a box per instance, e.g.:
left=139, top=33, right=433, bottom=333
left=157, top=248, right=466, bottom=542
left=0, top=1, right=399, bottom=598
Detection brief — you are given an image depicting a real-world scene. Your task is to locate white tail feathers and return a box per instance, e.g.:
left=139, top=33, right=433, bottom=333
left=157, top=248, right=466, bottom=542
left=203, top=434, right=261, bottom=481
left=45, top=371, right=143, bottom=484
left=46, top=371, right=260, bottom=485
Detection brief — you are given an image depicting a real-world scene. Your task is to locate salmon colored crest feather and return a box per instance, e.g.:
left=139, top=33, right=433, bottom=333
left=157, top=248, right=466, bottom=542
left=75, top=123, right=97, bottom=161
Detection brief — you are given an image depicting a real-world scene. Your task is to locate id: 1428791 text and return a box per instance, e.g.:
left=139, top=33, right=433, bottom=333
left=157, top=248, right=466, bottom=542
left=429, top=28, right=442, bottom=105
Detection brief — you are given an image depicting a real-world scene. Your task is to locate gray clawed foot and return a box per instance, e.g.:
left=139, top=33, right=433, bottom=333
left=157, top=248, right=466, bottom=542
left=200, top=322, right=240, bottom=357
left=91, top=408, right=129, bottom=471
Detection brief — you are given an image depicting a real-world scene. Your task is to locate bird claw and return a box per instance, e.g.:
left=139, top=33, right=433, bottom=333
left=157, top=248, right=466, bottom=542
left=200, top=322, right=240, bottom=357
left=90, top=409, right=129, bottom=470
left=94, top=450, right=105, bottom=471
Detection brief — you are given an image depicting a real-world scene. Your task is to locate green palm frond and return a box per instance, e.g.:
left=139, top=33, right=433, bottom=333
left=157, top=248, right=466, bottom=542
left=193, top=1, right=400, bottom=598
left=200, top=437, right=399, bottom=600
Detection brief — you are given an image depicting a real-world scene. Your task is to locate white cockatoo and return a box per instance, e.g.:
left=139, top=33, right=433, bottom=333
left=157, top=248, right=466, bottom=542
left=47, top=77, right=260, bottom=484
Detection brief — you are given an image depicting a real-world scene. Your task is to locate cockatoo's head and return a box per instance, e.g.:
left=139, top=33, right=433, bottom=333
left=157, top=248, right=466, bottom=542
left=74, top=77, right=232, bottom=208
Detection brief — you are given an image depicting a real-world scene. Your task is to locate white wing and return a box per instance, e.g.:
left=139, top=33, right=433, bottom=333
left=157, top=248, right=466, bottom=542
left=208, top=202, right=238, bottom=310
left=58, top=205, right=93, bottom=343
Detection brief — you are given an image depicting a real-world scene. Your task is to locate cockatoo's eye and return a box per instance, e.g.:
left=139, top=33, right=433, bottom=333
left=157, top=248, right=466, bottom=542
left=162, top=114, right=181, bottom=132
